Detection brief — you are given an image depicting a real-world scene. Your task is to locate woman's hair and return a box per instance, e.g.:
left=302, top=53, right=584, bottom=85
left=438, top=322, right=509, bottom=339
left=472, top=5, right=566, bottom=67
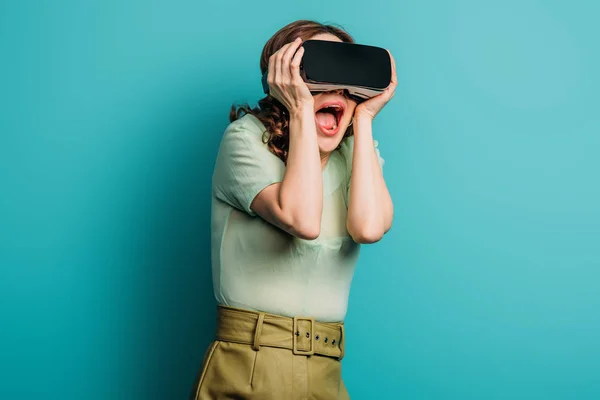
left=229, top=20, right=355, bottom=163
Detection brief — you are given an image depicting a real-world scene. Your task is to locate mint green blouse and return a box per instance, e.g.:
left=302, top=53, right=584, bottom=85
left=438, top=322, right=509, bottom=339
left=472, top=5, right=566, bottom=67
left=210, top=114, right=384, bottom=322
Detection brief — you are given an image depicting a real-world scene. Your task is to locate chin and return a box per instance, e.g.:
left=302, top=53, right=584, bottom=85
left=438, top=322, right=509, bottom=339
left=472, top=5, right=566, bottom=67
left=317, top=135, right=344, bottom=154
left=317, top=130, right=348, bottom=153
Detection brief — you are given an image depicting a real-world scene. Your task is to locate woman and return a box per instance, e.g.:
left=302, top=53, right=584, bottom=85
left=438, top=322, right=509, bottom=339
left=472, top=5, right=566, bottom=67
left=191, top=20, right=396, bottom=399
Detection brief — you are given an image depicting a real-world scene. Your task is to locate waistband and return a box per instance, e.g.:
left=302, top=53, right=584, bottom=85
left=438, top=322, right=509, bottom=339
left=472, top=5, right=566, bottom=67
left=215, top=305, right=345, bottom=360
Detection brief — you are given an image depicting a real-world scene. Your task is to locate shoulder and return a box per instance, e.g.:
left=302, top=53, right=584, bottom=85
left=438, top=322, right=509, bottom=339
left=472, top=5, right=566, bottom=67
left=222, top=113, right=268, bottom=144
left=216, top=113, right=284, bottom=171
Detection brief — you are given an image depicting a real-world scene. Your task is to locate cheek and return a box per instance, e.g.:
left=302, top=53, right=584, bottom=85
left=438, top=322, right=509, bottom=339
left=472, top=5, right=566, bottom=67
left=345, top=104, right=357, bottom=120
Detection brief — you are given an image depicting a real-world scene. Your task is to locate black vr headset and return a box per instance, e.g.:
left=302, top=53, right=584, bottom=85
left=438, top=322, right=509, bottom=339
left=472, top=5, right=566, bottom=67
left=262, top=40, right=392, bottom=103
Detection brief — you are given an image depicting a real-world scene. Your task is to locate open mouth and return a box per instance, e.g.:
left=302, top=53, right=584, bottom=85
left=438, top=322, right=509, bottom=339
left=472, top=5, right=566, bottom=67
left=315, top=102, right=345, bottom=136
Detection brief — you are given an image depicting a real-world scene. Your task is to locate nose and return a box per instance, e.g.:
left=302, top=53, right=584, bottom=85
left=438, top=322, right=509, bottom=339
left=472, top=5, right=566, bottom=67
left=326, top=88, right=345, bottom=96
left=320, top=88, right=347, bottom=98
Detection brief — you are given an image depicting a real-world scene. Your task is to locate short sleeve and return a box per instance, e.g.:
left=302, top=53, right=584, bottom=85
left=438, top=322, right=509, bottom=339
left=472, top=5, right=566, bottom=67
left=212, top=115, right=285, bottom=216
left=339, top=135, right=385, bottom=175
left=338, top=136, right=385, bottom=205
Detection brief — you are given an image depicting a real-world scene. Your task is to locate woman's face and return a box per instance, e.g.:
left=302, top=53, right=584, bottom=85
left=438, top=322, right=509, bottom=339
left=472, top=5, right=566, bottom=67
left=308, top=33, right=358, bottom=155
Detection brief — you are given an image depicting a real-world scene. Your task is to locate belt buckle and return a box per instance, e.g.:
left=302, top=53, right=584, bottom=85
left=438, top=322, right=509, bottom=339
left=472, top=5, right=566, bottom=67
left=292, top=316, right=315, bottom=356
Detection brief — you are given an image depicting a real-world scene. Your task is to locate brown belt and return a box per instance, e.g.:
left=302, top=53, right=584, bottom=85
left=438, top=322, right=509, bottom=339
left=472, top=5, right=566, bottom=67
left=215, top=305, right=345, bottom=360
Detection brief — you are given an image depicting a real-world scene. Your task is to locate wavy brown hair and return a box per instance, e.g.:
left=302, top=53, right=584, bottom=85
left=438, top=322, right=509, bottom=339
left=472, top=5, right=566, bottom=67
left=229, top=20, right=355, bottom=163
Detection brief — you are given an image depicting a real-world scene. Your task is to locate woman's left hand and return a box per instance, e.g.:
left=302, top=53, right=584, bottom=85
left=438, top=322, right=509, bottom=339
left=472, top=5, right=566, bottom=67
left=354, top=50, right=397, bottom=121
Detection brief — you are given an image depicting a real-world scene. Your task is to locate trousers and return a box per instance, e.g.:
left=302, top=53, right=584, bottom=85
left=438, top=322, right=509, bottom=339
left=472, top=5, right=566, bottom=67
left=190, top=305, right=350, bottom=400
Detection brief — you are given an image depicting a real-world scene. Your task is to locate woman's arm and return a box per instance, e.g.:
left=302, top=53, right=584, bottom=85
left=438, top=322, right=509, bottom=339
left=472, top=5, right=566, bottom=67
left=250, top=37, right=323, bottom=240
left=346, top=50, right=398, bottom=243
left=346, top=113, right=394, bottom=243
left=251, top=105, right=322, bottom=240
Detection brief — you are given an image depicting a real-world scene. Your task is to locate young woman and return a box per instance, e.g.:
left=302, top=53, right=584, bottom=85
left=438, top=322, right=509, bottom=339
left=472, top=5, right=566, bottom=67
left=191, top=20, right=396, bottom=399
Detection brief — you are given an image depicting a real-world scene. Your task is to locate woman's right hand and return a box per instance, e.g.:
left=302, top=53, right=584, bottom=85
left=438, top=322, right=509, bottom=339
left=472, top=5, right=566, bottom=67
left=266, top=37, right=314, bottom=114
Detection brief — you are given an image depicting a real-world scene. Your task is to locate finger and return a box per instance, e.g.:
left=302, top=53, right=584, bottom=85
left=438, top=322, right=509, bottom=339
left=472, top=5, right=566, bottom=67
left=387, top=85, right=395, bottom=99
left=387, top=87, right=396, bottom=102
left=385, top=49, right=397, bottom=89
left=269, top=43, right=292, bottom=87
left=388, top=50, right=396, bottom=71
left=283, top=37, right=302, bottom=63
left=267, top=52, right=276, bottom=90
left=386, top=80, right=396, bottom=97
left=281, top=38, right=302, bottom=84
left=290, top=45, right=305, bottom=81
left=275, top=43, right=292, bottom=89
left=387, top=50, right=398, bottom=84
left=377, top=85, right=394, bottom=103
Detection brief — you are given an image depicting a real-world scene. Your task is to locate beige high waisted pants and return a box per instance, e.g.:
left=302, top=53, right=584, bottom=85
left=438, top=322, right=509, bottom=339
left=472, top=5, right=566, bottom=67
left=190, top=305, right=350, bottom=400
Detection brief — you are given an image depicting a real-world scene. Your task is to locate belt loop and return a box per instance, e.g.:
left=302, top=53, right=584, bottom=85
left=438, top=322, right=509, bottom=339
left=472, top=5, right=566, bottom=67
left=252, top=312, right=265, bottom=351
left=338, top=324, right=345, bottom=361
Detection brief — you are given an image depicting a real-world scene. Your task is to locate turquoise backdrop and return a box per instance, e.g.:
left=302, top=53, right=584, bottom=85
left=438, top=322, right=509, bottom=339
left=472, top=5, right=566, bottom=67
left=1, top=0, right=599, bottom=399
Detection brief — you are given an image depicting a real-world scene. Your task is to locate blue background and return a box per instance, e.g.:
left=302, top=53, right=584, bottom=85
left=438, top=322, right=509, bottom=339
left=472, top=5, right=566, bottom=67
left=1, top=0, right=599, bottom=399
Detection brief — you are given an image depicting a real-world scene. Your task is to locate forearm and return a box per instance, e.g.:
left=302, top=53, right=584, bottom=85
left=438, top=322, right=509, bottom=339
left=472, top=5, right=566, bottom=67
left=347, top=113, right=394, bottom=242
left=278, top=105, right=323, bottom=234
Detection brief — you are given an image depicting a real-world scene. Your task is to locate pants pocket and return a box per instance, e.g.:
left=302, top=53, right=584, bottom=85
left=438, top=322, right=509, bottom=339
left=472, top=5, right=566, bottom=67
left=189, top=341, right=220, bottom=400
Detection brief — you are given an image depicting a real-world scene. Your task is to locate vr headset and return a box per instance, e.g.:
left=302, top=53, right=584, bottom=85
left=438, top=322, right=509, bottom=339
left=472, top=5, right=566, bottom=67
left=262, top=40, right=392, bottom=103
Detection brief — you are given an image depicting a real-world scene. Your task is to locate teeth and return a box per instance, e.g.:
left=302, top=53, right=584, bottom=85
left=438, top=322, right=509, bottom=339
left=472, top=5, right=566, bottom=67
left=320, top=104, right=342, bottom=111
